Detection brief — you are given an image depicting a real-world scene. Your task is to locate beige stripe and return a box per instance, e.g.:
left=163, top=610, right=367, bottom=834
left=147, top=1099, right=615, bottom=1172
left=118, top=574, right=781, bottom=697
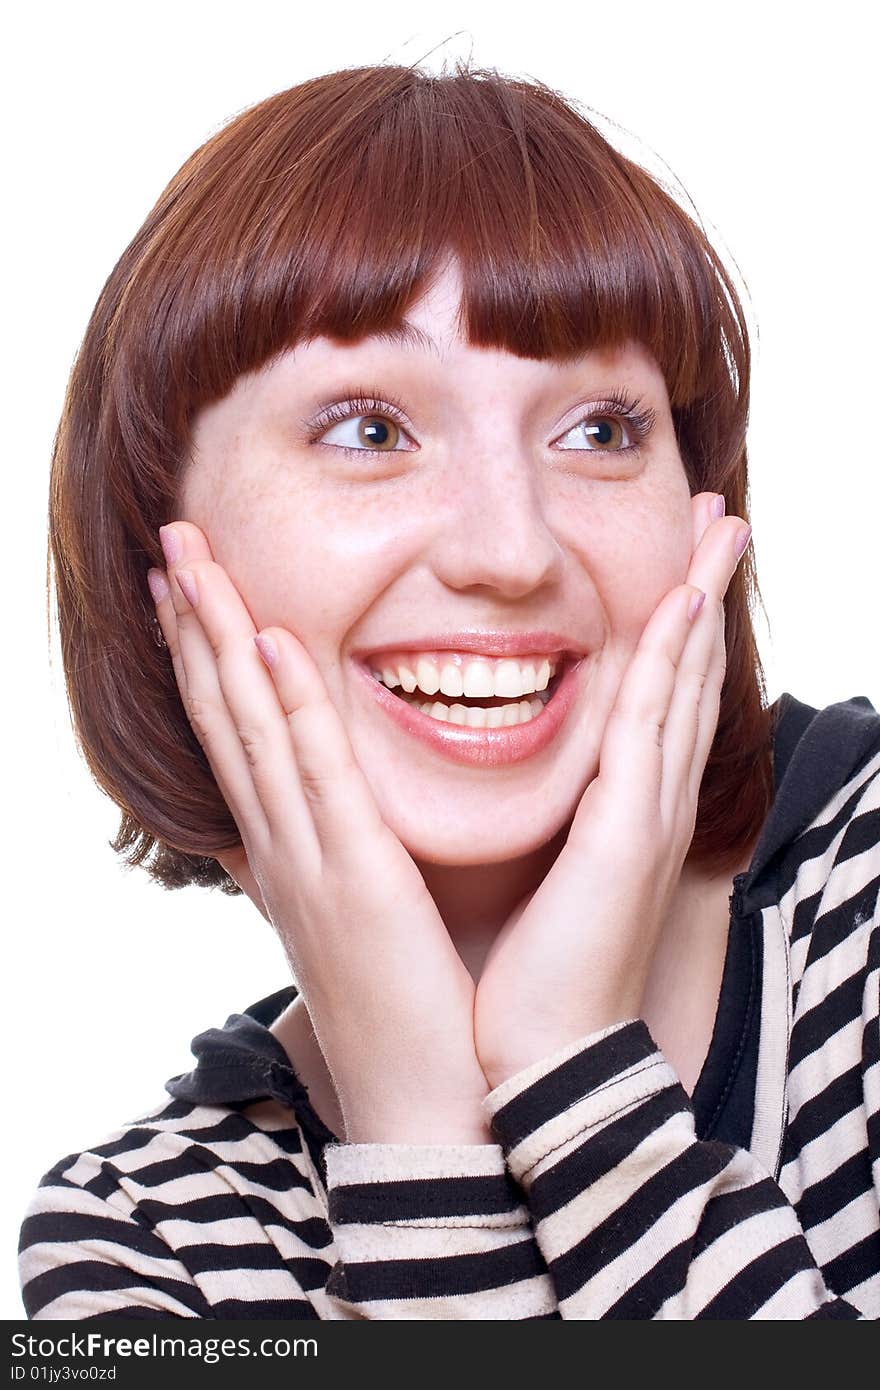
left=750, top=905, right=792, bottom=1175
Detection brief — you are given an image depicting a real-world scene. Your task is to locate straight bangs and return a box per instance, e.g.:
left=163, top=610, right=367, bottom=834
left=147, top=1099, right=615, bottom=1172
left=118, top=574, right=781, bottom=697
left=52, top=61, right=770, bottom=890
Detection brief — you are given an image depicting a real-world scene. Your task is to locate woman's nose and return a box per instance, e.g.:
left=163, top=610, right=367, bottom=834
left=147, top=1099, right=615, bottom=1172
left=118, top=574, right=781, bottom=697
left=425, top=444, right=565, bottom=598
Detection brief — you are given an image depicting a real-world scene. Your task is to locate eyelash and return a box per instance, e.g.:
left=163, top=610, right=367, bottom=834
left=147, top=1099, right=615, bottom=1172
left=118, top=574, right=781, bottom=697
left=304, top=386, right=657, bottom=460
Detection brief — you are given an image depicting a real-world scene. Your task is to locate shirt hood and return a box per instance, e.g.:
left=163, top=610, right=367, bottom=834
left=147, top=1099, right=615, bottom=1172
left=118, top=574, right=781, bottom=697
left=739, top=691, right=880, bottom=912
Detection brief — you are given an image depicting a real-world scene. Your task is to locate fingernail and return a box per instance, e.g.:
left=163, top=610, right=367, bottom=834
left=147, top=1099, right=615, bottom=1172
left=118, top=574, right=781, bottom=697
left=254, top=633, right=278, bottom=668
left=159, top=525, right=181, bottom=565
left=147, top=568, right=169, bottom=603
left=711, top=494, right=726, bottom=519
left=175, top=568, right=199, bottom=607
left=734, top=525, right=753, bottom=560
left=688, top=589, right=707, bottom=621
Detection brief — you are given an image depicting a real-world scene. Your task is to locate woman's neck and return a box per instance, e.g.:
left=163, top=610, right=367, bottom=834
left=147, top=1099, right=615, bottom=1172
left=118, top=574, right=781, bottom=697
left=415, top=824, right=571, bottom=981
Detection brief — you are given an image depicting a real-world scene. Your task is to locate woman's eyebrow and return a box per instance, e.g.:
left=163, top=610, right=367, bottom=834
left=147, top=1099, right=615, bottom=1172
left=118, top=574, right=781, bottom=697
left=369, top=323, right=443, bottom=359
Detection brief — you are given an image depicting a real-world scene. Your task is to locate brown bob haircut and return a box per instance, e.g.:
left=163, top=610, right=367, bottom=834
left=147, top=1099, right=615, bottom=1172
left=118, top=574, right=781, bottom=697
left=49, top=59, right=775, bottom=894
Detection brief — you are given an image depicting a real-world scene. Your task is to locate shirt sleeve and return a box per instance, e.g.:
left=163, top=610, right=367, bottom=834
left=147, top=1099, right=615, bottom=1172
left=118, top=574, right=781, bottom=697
left=19, top=1144, right=321, bottom=1322
left=480, top=1017, right=873, bottom=1319
left=322, top=1140, right=558, bottom=1318
left=19, top=1163, right=213, bottom=1320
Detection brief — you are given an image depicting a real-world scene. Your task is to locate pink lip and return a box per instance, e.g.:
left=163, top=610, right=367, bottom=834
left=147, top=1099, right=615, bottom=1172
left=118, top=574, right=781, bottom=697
left=354, top=655, right=586, bottom=767
left=353, top=630, right=586, bottom=661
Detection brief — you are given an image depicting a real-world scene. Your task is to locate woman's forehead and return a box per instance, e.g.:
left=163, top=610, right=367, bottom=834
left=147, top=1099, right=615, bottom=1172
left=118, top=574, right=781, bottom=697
left=274, top=329, right=665, bottom=390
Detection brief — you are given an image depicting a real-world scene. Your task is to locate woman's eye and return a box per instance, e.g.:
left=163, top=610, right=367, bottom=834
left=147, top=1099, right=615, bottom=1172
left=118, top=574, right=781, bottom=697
left=556, top=413, right=634, bottom=452
left=312, top=398, right=650, bottom=460
left=318, top=413, right=409, bottom=453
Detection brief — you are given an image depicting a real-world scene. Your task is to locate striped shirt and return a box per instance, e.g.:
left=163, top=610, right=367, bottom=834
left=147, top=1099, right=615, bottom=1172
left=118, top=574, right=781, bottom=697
left=19, top=691, right=880, bottom=1319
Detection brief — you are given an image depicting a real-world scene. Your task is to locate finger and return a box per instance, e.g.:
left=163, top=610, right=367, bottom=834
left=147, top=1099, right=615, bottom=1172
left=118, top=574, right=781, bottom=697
left=589, top=582, right=706, bottom=836
left=153, top=521, right=218, bottom=706
left=691, top=490, right=725, bottom=553
left=687, top=606, right=727, bottom=807
left=173, top=556, right=367, bottom=875
left=253, top=626, right=392, bottom=867
left=685, top=510, right=752, bottom=602
left=148, top=568, right=187, bottom=703
left=159, top=525, right=270, bottom=846
left=660, top=593, right=725, bottom=825
left=661, top=513, right=753, bottom=821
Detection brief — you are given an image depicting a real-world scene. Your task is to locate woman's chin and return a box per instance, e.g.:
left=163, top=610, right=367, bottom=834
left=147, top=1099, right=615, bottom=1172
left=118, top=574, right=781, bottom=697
left=378, top=794, right=587, bottom=868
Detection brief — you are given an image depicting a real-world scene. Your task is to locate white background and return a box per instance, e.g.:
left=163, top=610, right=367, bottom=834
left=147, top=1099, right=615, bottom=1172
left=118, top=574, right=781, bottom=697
left=4, top=0, right=877, bottom=1317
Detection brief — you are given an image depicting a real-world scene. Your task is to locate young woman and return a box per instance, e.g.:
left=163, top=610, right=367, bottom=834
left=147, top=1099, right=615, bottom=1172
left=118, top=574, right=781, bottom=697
left=20, top=61, right=879, bottom=1319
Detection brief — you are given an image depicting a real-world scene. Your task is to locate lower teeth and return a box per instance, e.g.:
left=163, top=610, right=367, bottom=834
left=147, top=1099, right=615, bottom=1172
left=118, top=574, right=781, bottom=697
left=396, top=691, right=548, bottom=727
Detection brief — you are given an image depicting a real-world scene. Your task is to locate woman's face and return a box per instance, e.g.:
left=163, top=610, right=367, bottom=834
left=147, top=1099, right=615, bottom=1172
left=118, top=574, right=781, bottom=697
left=181, top=259, right=695, bottom=867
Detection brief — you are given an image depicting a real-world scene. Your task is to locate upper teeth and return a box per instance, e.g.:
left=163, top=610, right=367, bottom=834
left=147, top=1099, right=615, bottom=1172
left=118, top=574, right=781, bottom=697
left=368, top=652, right=560, bottom=700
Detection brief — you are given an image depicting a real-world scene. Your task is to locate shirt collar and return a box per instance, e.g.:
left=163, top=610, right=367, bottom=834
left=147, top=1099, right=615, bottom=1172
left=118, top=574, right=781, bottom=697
left=166, top=984, right=337, bottom=1145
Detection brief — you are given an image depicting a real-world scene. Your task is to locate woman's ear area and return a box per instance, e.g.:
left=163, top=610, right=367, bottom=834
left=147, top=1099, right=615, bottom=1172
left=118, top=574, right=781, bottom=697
left=215, top=845, right=271, bottom=922
left=691, top=490, right=725, bottom=554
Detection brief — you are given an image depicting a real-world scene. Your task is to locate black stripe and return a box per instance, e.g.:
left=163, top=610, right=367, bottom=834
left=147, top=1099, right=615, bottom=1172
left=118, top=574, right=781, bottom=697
left=329, top=1171, right=523, bottom=1224
left=788, top=969, right=868, bottom=1072
left=229, top=1158, right=312, bottom=1192
left=172, top=1113, right=269, bottom=1144
left=693, top=1178, right=790, bottom=1254
left=210, top=1297, right=320, bottom=1319
left=137, top=1194, right=333, bottom=1247
left=696, top=1235, right=816, bottom=1318
left=490, top=1022, right=657, bottom=1152
left=38, top=1156, right=85, bottom=1187
left=284, top=1256, right=336, bottom=1293
left=252, top=1125, right=304, bottom=1156
left=868, top=1104, right=880, bottom=1158
left=19, top=1211, right=176, bottom=1261
left=138, top=1099, right=197, bottom=1124
left=91, top=1129, right=161, bottom=1160
left=327, top=1234, right=546, bottom=1302
left=118, top=1147, right=309, bottom=1194
left=822, top=1231, right=880, bottom=1296
left=22, top=1260, right=211, bottom=1319
left=173, top=1239, right=328, bottom=1290
left=174, top=1241, right=289, bottom=1274
left=866, top=1005, right=880, bottom=1065
left=549, top=1142, right=733, bottom=1301
left=797, top=872, right=880, bottom=972
left=526, top=1084, right=690, bottom=1222
left=603, top=1239, right=693, bottom=1318
left=81, top=1307, right=193, bottom=1320
left=835, top=807, right=880, bottom=865
left=796, top=1149, right=874, bottom=1230
left=782, top=1065, right=864, bottom=1163
left=175, top=1111, right=302, bottom=1154
left=113, top=1149, right=223, bottom=1188
left=805, top=1298, right=863, bottom=1318
left=791, top=888, right=824, bottom=947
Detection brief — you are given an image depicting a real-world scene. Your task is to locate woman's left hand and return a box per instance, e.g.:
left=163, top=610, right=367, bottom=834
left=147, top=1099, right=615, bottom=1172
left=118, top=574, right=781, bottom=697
left=473, top=495, right=753, bottom=1090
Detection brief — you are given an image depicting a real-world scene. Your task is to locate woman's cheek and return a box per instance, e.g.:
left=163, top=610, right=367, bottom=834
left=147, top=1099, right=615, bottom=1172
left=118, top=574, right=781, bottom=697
left=589, top=524, right=687, bottom=646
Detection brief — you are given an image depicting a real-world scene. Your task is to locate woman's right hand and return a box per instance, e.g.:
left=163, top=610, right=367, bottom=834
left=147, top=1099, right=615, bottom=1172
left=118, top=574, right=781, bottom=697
left=149, top=521, right=491, bottom=1145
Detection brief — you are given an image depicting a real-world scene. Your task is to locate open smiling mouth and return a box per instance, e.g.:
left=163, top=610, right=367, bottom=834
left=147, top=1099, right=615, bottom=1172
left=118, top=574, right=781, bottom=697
left=357, top=651, right=585, bottom=766
left=361, top=650, right=572, bottom=733
left=367, top=658, right=569, bottom=728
